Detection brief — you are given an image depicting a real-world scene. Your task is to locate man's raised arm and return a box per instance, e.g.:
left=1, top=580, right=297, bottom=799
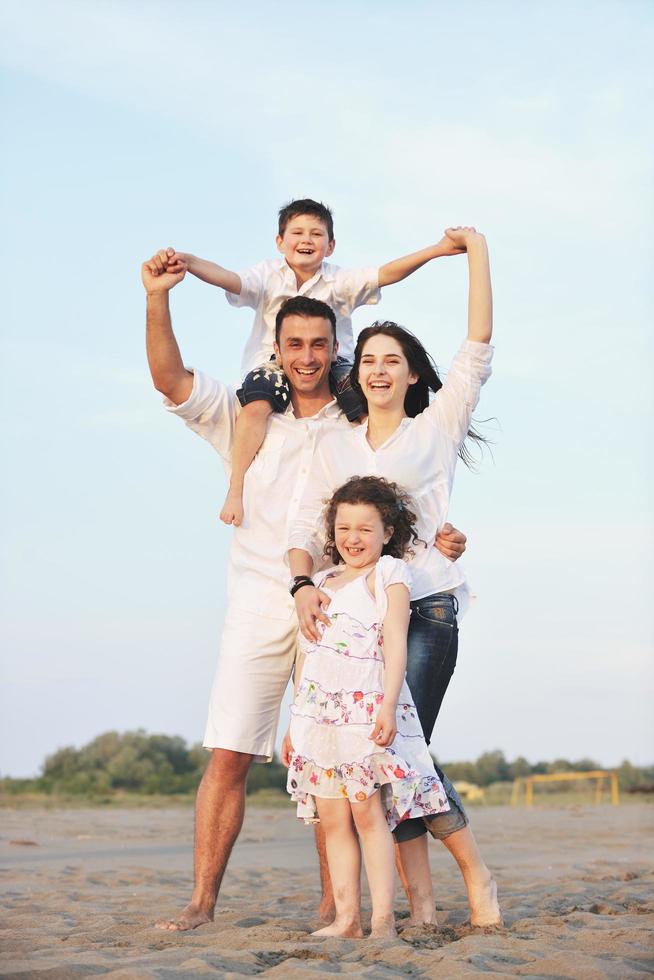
left=142, top=250, right=193, bottom=406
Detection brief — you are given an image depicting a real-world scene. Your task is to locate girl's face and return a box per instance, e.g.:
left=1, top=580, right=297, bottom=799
left=334, top=502, right=392, bottom=569
left=357, top=334, right=417, bottom=412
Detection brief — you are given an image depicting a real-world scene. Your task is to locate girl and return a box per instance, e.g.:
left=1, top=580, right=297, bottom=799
left=288, top=227, right=501, bottom=928
left=283, top=476, right=450, bottom=939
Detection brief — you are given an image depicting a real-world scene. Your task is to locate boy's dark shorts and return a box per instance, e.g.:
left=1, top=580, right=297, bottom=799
left=236, top=356, right=364, bottom=422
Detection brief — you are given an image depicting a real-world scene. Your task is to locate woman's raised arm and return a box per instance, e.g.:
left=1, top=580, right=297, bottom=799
left=444, top=227, right=492, bottom=344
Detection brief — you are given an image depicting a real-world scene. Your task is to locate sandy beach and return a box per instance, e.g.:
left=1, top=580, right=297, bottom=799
left=1, top=801, right=652, bottom=978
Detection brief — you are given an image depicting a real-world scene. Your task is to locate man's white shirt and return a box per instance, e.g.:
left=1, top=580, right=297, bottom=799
left=164, top=370, right=352, bottom=619
left=225, top=258, right=380, bottom=374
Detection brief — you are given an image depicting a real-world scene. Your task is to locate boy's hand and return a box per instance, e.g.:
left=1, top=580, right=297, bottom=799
left=295, top=586, right=331, bottom=643
left=147, top=247, right=187, bottom=277
left=141, top=248, right=187, bottom=294
left=434, top=233, right=467, bottom=257
left=369, top=704, right=397, bottom=748
left=435, top=523, right=467, bottom=561
left=444, top=226, right=484, bottom=251
left=281, top=729, right=294, bottom=767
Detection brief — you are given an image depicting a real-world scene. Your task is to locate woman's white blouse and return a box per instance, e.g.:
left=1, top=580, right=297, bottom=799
left=288, top=339, right=493, bottom=605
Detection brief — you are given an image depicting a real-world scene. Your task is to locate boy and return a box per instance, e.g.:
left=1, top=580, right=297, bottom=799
left=153, top=199, right=464, bottom=526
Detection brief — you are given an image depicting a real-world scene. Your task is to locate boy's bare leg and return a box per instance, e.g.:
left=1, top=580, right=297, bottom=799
left=314, top=824, right=336, bottom=922
left=438, top=825, right=502, bottom=926
left=351, top=794, right=397, bottom=939
left=312, top=799, right=363, bottom=938
left=396, top=835, right=436, bottom=925
left=220, top=401, right=273, bottom=526
left=155, top=748, right=253, bottom=931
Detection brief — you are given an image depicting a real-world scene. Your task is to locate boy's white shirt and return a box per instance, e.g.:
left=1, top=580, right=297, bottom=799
left=226, top=258, right=380, bottom=374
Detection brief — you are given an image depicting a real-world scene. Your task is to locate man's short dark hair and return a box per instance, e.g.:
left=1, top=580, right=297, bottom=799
left=274, top=296, right=337, bottom=345
left=278, top=198, right=334, bottom=241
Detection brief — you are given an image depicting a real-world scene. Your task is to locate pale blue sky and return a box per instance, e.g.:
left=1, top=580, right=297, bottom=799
left=1, top=1, right=652, bottom=777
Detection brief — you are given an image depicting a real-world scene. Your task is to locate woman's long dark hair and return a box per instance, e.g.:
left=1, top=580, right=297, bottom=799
left=350, top=321, right=489, bottom=469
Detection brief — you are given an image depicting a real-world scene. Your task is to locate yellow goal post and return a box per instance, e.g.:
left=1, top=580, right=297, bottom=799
left=511, top=770, right=620, bottom=806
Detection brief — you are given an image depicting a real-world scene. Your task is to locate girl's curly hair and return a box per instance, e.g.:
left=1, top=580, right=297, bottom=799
left=322, top=475, right=422, bottom=565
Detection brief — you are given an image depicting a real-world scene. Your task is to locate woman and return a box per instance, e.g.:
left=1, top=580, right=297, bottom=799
left=286, top=226, right=501, bottom=927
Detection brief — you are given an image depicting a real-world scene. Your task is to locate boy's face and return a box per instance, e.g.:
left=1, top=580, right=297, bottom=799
left=274, top=314, right=337, bottom=399
left=276, top=214, right=335, bottom=274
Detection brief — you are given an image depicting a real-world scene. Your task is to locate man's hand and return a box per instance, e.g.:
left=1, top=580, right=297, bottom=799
left=295, top=586, right=331, bottom=643
left=369, top=704, right=397, bottom=748
left=141, top=248, right=187, bottom=294
left=281, top=729, right=294, bottom=767
left=435, top=523, right=467, bottom=562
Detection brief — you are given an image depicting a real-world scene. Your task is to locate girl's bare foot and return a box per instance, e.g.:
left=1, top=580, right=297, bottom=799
left=219, top=489, right=244, bottom=526
left=370, top=913, right=397, bottom=939
left=469, top=876, right=503, bottom=927
left=154, top=902, right=213, bottom=931
left=312, top=917, right=363, bottom=938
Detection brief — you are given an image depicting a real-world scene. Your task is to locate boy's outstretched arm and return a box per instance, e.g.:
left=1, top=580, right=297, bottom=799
left=377, top=232, right=465, bottom=287
left=151, top=247, right=242, bottom=294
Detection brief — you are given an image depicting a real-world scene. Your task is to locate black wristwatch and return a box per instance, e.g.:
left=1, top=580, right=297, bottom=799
left=289, top=575, right=314, bottom=597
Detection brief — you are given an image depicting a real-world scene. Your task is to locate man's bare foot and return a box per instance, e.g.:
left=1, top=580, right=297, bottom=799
left=219, top=489, right=244, bottom=527
left=469, top=875, right=503, bottom=927
left=409, top=910, right=437, bottom=926
left=312, top=917, right=363, bottom=938
left=154, top=902, right=213, bottom=931
left=370, top=913, right=397, bottom=939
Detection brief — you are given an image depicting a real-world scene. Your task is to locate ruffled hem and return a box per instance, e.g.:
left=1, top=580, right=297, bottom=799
left=286, top=750, right=450, bottom=831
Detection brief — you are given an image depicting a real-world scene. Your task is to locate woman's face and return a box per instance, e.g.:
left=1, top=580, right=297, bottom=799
left=357, top=334, right=417, bottom=412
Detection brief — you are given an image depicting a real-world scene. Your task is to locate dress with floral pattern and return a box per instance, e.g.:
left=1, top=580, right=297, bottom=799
left=286, top=555, right=450, bottom=830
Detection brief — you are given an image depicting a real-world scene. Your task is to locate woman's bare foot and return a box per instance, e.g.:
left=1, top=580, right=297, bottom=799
left=370, top=913, right=397, bottom=939
left=312, top=917, right=363, bottom=938
left=469, top=875, right=503, bottom=927
left=219, top=488, right=244, bottom=527
left=155, top=902, right=213, bottom=931
left=318, top=896, right=336, bottom=924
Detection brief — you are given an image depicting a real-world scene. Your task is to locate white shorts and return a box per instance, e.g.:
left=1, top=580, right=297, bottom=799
left=203, top=602, right=298, bottom=762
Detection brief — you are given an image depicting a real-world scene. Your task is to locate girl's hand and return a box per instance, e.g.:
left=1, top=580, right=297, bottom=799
left=295, top=586, right=331, bottom=643
left=369, top=705, right=397, bottom=748
left=281, top=729, right=294, bottom=767
left=444, top=226, right=484, bottom=251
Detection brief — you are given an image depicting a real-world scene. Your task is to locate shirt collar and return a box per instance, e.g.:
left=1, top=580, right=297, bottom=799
left=286, top=397, right=342, bottom=421
left=280, top=259, right=335, bottom=286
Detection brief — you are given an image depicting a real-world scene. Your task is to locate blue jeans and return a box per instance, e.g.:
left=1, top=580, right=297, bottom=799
left=393, top=592, right=469, bottom=843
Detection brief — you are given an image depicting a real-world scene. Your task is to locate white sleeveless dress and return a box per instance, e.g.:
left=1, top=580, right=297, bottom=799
left=286, top=555, right=450, bottom=830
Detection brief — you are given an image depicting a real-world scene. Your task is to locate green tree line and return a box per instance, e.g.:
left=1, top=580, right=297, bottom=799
left=1, top=732, right=652, bottom=798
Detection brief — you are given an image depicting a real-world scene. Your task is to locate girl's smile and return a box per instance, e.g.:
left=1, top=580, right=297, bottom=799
left=334, top=502, right=392, bottom=571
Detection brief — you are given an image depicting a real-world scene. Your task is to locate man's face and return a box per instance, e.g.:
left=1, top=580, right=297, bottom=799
left=274, top=314, right=337, bottom=398
left=276, top=214, right=335, bottom=275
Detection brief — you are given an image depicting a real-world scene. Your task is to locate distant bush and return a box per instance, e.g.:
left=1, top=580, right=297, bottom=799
left=1, top=735, right=651, bottom=799
left=439, top=750, right=654, bottom=791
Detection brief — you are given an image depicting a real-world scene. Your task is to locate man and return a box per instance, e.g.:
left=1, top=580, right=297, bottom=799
left=141, top=250, right=498, bottom=931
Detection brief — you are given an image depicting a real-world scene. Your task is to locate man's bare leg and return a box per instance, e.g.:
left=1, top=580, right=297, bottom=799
left=437, top=825, right=502, bottom=927
left=155, top=748, right=253, bottom=931
left=220, top=401, right=273, bottom=526
left=396, top=835, right=436, bottom=925
left=314, top=823, right=336, bottom=922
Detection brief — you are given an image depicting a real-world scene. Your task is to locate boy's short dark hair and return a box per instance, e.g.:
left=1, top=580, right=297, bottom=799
left=275, top=296, right=337, bottom=345
left=278, top=198, right=334, bottom=241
